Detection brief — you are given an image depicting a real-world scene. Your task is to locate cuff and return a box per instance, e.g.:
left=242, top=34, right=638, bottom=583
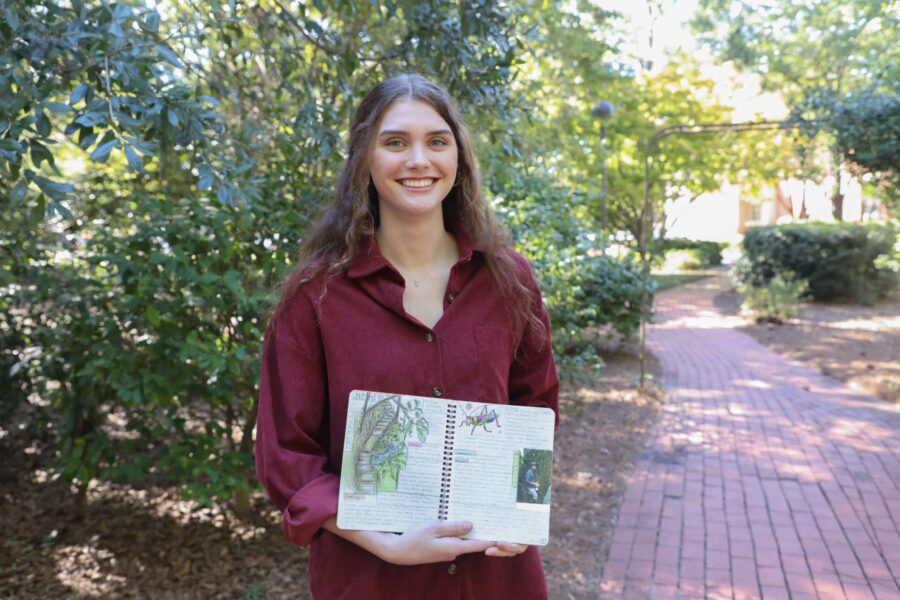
left=282, top=473, right=341, bottom=547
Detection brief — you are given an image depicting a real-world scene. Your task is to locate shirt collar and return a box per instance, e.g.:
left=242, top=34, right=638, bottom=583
left=346, top=225, right=481, bottom=280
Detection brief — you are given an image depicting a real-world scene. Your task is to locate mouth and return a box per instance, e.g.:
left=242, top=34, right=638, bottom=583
left=397, top=178, right=438, bottom=189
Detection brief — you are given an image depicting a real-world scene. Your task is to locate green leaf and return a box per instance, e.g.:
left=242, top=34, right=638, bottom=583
left=416, top=423, right=427, bottom=444
left=216, top=185, right=231, bottom=204
left=10, top=180, right=28, bottom=202
left=29, top=195, right=46, bottom=226
left=44, top=102, right=72, bottom=114
left=197, top=165, right=214, bottom=191
left=145, top=305, right=161, bottom=327
left=143, top=10, right=160, bottom=32
left=47, top=201, right=74, bottom=220
left=223, top=270, right=242, bottom=297
left=124, top=145, right=143, bottom=171
left=155, top=44, right=185, bottom=69
left=89, top=139, right=118, bottom=163
left=70, top=83, right=90, bottom=106
left=31, top=174, right=74, bottom=201
left=75, top=112, right=106, bottom=127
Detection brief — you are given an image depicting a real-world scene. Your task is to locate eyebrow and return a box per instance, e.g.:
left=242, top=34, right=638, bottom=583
left=378, top=129, right=453, bottom=137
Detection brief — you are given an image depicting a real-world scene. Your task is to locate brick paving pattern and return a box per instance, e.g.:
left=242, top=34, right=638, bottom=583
left=597, top=274, right=900, bottom=600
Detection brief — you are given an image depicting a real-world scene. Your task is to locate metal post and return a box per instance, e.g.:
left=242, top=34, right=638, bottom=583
left=600, top=122, right=608, bottom=229
left=636, top=119, right=801, bottom=388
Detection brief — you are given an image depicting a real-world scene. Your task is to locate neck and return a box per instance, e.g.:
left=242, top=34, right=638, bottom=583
left=375, top=212, right=457, bottom=271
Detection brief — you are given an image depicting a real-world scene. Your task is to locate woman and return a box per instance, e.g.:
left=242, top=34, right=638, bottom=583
left=255, top=73, right=559, bottom=599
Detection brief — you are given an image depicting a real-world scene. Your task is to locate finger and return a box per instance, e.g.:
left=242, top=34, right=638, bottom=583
left=485, top=546, right=517, bottom=557
left=431, top=520, right=474, bottom=538
left=442, top=538, right=494, bottom=555
left=494, top=542, right=527, bottom=554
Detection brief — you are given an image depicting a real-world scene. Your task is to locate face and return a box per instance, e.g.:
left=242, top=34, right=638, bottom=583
left=368, top=100, right=458, bottom=224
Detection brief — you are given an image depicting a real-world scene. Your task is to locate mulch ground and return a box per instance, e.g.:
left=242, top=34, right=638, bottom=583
left=713, top=288, right=900, bottom=403
left=0, top=350, right=664, bottom=599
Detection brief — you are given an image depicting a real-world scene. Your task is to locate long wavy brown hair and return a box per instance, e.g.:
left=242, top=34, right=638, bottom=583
left=276, top=73, right=543, bottom=342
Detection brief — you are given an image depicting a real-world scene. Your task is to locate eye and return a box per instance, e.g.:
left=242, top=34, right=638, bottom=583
left=429, top=138, right=450, bottom=147
left=385, top=138, right=405, bottom=148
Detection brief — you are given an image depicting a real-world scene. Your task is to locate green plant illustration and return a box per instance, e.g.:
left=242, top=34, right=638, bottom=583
left=351, top=393, right=429, bottom=494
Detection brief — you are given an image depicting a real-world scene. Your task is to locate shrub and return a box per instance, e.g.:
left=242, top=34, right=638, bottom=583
left=737, top=222, right=899, bottom=303
left=737, top=272, right=809, bottom=324
left=577, top=254, right=655, bottom=340
left=487, top=158, right=653, bottom=368
left=657, top=238, right=727, bottom=269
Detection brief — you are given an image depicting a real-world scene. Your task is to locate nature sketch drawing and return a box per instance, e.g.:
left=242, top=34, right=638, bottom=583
left=348, top=392, right=430, bottom=494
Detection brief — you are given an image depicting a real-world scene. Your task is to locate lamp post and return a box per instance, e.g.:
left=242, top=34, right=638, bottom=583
left=591, top=101, right=615, bottom=232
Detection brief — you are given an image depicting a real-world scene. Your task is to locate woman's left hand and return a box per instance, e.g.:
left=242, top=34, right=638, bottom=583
left=485, top=542, right=528, bottom=558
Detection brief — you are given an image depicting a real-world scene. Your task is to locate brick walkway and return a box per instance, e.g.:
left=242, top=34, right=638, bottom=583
left=597, top=273, right=900, bottom=600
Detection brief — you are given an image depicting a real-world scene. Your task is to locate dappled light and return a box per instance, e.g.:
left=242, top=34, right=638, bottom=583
left=599, top=273, right=900, bottom=599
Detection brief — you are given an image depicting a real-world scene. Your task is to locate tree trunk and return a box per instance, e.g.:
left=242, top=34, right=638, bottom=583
left=831, top=148, right=844, bottom=221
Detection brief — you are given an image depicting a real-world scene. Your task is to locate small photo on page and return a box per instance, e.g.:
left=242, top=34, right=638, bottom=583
left=514, top=448, right=552, bottom=509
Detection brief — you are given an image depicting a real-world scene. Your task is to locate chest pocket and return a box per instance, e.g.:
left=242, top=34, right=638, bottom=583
left=475, top=325, right=516, bottom=404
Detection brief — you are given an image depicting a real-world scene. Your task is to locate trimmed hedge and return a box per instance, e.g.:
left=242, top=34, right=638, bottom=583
left=736, top=222, right=899, bottom=303
left=657, top=238, right=727, bottom=268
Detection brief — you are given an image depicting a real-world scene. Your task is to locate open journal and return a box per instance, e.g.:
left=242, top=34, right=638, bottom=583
left=337, top=389, right=555, bottom=546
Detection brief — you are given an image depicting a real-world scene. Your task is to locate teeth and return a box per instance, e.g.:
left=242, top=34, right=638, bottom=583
left=399, top=179, right=435, bottom=188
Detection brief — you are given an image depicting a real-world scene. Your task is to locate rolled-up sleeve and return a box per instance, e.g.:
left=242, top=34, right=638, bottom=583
left=508, top=255, right=560, bottom=426
left=255, top=291, right=339, bottom=547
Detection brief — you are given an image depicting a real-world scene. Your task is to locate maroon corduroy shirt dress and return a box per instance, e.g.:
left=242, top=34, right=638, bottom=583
left=255, top=229, right=560, bottom=599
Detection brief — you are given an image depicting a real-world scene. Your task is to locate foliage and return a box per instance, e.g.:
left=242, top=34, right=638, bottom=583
left=692, top=0, right=899, bottom=218
left=488, top=158, right=652, bottom=369
left=737, top=272, right=809, bottom=324
left=791, top=87, right=900, bottom=213
left=656, top=238, right=727, bottom=268
left=2, top=0, right=529, bottom=509
left=691, top=0, right=898, bottom=101
left=736, top=222, right=899, bottom=304
left=15, top=0, right=891, bottom=515
left=577, top=254, right=655, bottom=340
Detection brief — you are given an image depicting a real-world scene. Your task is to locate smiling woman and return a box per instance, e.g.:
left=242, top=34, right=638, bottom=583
left=369, top=100, right=458, bottom=227
left=254, top=73, right=559, bottom=599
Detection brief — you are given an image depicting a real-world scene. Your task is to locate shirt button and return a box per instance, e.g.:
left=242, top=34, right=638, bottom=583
left=448, top=293, right=456, bottom=303
left=447, top=563, right=458, bottom=575
left=425, top=332, right=435, bottom=342
left=432, top=387, right=443, bottom=397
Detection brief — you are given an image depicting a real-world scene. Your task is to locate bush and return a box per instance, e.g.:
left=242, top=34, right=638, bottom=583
left=657, top=238, right=727, bottom=269
left=486, top=158, right=652, bottom=368
left=737, top=272, right=809, bottom=324
left=737, top=222, right=899, bottom=304
left=577, top=254, right=655, bottom=340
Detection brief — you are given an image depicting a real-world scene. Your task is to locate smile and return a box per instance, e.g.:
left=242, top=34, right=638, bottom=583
left=397, top=178, right=438, bottom=189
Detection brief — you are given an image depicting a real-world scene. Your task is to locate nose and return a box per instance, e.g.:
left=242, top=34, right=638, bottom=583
left=405, top=143, right=430, bottom=168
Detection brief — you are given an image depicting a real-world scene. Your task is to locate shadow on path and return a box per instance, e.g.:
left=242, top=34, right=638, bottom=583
left=597, top=274, right=900, bottom=600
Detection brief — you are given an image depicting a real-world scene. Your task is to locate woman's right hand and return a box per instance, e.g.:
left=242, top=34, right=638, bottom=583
left=323, top=517, right=494, bottom=565
left=380, top=520, right=495, bottom=565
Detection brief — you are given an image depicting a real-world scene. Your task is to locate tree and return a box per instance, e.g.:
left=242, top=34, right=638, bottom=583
left=1, top=0, right=527, bottom=511
left=692, top=0, right=900, bottom=218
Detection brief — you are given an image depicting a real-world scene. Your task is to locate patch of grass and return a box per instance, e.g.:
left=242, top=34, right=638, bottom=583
left=651, top=272, right=712, bottom=292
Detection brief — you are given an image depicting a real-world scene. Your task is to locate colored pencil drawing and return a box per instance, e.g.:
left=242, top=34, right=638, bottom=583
left=350, top=392, right=430, bottom=493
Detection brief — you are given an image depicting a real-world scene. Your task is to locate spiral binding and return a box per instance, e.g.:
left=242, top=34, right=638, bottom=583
left=438, top=403, right=457, bottom=520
